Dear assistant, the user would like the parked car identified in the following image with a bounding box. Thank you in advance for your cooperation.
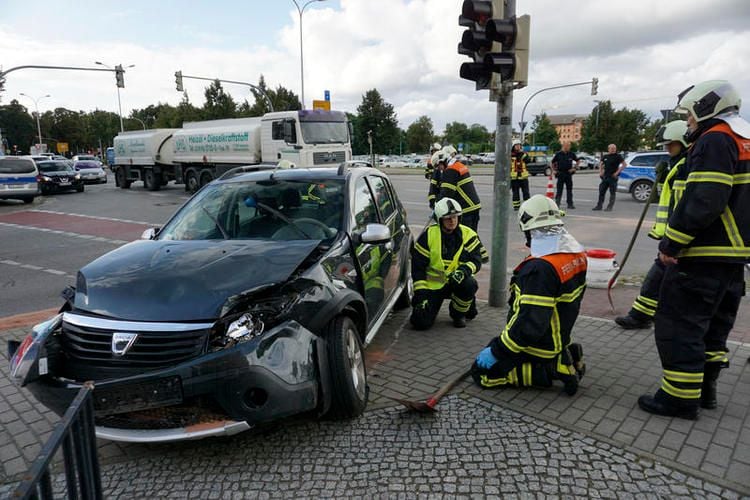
[617,151,671,202]
[36,160,84,194]
[0,156,39,204]
[10,162,413,442]
[74,160,107,184]
[72,154,101,164]
[575,153,599,170]
[526,155,553,176]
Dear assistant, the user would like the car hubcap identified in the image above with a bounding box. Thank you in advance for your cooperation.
[346,328,366,400]
[634,184,651,201]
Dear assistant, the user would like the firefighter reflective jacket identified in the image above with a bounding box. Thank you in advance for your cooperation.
[510,152,530,180]
[437,161,481,214]
[412,224,483,291]
[660,120,750,263]
[427,168,442,207]
[489,252,587,360]
[648,153,686,240]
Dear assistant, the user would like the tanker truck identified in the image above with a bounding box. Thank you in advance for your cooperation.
[112,109,352,192]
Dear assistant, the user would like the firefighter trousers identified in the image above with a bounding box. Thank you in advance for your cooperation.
[653,261,745,407]
[628,257,665,321]
[410,276,478,330]
[471,346,579,392]
[510,179,530,210]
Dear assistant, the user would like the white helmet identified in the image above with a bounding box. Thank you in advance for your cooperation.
[441,145,457,157]
[655,120,689,148]
[434,197,462,221]
[431,150,447,166]
[518,195,564,231]
[675,80,741,123]
[431,142,442,152]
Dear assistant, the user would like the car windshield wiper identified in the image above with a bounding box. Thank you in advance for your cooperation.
[201,206,229,239]
[255,202,313,239]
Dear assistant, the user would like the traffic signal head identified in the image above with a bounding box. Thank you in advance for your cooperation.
[175,71,184,92]
[591,77,599,96]
[115,64,124,88]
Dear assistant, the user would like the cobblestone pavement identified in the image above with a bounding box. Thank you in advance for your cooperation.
[1,303,750,496]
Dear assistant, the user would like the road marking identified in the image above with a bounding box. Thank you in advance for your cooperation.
[0,259,74,279]
[0,221,128,245]
[29,209,153,226]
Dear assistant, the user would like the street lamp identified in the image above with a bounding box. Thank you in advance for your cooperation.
[19,93,51,149]
[130,117,146,130]
[95,61,135,132]
[292,0,327,109]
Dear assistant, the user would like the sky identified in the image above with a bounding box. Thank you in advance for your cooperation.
[2,0,750,134]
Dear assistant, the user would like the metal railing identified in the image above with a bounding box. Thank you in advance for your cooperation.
[12,382,102,500]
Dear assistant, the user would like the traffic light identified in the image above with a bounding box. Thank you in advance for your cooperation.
[591,77,599,96]
[115,64,124,88]
[175,71,184,92]
[458,1,530,91]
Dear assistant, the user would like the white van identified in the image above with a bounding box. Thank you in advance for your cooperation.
[0,156,39,204]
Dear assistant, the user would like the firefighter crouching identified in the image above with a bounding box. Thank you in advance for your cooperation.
[472,195,587,395]
[410,198,484,329]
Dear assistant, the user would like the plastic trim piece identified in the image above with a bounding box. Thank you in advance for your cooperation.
[62,312,214,332]
[95,420,251,443]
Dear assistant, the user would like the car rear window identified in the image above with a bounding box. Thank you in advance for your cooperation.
[0,159,36,174]
[628,154,668,167]
[75,161,100,168]
[38,162,74,173]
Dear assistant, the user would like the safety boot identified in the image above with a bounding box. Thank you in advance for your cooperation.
[701,363,724,410]
[452,316,466,328]
[615,313,652,330]
[638,391,698,420]
[466,300,478,321]
[568,343,585,380]
[592,205,602,211]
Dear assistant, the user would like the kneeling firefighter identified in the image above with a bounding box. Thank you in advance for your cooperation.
[472,195,588,395]
[410,198,485,329]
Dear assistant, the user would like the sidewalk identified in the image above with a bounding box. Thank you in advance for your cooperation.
[1,299,749,495]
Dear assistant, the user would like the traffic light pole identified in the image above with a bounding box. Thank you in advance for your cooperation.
[178,74,275,113]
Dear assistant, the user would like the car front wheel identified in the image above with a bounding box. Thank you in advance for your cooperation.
[325,316,368,419]
[631,180,653,202]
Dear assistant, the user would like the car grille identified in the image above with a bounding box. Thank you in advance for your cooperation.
[60,313,212,372]
[313,151,346,165]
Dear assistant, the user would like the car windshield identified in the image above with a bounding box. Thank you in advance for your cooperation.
[76,161,100,168]
[38,162,74,173]
[159,178,345,241]
[0,159,35,174]
[76,155,96,161]
[299,121,349,144]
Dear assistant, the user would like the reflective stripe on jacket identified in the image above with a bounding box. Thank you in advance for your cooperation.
[648,156,686,240]
[437,161,482,214]
[412,224,483,291]
[510,153,530,180]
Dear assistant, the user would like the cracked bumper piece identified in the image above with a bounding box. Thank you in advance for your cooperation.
[96,420,252,443]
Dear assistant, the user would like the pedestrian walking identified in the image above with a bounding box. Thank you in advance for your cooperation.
[472,195,587,395]
[551,141,579,209]
[592,144,626,211]
[437,145,482,232]
[615,120,689,329]
[410,198,484,329]
[510,142,531,210]
[638,80,750,419]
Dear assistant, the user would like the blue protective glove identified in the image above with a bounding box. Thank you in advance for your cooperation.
[476,347,498,369]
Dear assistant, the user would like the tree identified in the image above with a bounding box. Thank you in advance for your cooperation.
[641,118,666,150]
[202,80,237,120]
[443,121,470,147]
[0,100,35,152]
[580,100,615,153]
[405,116,434,153]
[352,89,399,155]
[529,113,558,148]
[241,75,301,117]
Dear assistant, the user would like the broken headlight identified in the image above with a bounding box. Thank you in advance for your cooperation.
[226,313,265,342]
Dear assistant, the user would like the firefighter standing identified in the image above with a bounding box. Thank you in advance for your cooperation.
[424,142,443,180]
[639,80,750,419]
[615,120,690,329]
[410,198,484,329]
[473,195,587,394]
[437,145,482,231]
[427,149,446,209]
[510,142,531,211]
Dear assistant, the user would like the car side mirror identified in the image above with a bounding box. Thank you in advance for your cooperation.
[360,223,391,245]
[140,227,159,240]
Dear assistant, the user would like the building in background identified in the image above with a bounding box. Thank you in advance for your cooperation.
[548,114,587,143]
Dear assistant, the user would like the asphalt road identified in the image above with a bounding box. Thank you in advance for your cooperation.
[0,169,657,318]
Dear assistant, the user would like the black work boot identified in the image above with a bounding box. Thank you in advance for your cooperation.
[638,391,698,420]
[592,205,602,211]
[701,363,724,409]
[615,313,652,330]
[466,300,478,321]
[604,204,614,212]
[452,316,466,328]
[568,343,585,379]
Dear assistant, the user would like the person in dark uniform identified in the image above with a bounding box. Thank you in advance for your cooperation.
[437,145,482,231]
[472,195,587,394]
[551,141,579,209]
[410,198,484,329]
[424,142,442,180]
[615,120,689,329]
[638,80,750,419]
[427,149,446,209]
[592,144,626,211]
[510,142,531,211]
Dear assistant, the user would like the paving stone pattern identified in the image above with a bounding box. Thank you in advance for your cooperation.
[0,396,741,499]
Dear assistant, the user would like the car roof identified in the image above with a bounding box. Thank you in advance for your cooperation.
[217,164,382,185]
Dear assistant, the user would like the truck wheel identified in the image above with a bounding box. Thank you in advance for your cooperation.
[324,316,368,419]
[185,170,199,193]
[144,170,161,191]
[199,170,213,188]
[631,180,652,203]
[116,169,131,189]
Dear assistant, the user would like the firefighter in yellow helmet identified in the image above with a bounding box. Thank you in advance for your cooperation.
[410,198,485,329]
[639,80,750,419]
[615,120,689,330]
[472,195,587,395]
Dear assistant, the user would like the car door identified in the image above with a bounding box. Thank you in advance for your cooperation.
[367,175,403,300]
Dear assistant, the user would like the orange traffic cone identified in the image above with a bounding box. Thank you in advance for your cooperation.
[545,174,555,199]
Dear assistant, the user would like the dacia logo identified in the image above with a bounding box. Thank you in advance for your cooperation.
[111,332,138,356]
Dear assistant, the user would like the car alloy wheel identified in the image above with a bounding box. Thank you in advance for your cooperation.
[346,327,366,401]
[631,180,652,203]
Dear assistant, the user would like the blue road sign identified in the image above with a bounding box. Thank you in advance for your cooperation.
[324,90,330,101]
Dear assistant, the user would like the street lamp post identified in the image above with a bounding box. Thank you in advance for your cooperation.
[95,61,135,132]
[19,92,51,149]
[130,117,146,130]
[292,0,327,109]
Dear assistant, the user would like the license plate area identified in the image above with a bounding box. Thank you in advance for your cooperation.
[93,376,183,416]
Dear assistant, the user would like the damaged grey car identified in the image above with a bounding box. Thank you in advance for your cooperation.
[9,163,412,442]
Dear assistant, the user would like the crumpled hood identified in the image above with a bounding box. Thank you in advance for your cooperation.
[75,239,321,321]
